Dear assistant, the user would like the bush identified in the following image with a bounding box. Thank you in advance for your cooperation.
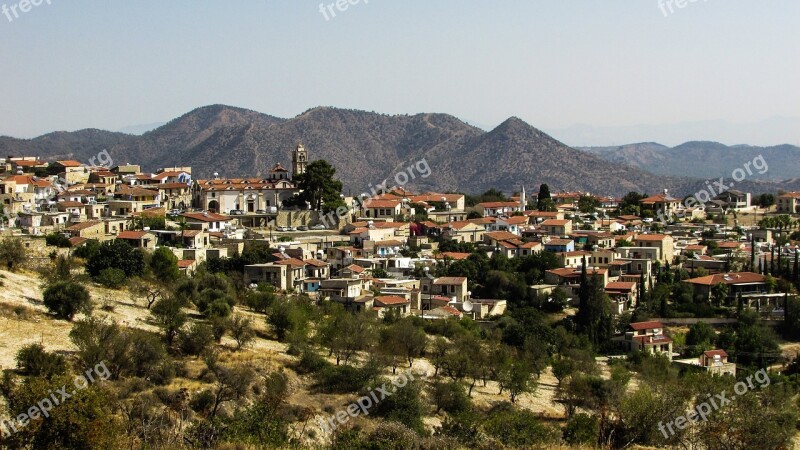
[296,348,330,375]
[373,379,426,435]
[180,323,215,356]
[484,403,557,447]
[563,413,599,446]
[43,281,92,321]
[314,362,382,394]
[86,239,145,278]
[0,238,26,271]
[190,389,216,416]
[16,344,67,379]
[97,267,127,289]
[45,232,72,248]
[430,380,471,414]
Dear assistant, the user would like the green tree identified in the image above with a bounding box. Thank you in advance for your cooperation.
[15,344,67,379]
[291,159,345,213]
[0,237,26,271]
[151,296,188,344]
[43,281,92,321]
[149,246,180,283]
[86,239,145,278]
[537,183,552,211]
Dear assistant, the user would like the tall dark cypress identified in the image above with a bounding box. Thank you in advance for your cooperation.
[794,251,799,285]
[770,246,775,275]
[750,236,756,271]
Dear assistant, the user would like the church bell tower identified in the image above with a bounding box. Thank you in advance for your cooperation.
[292,143,308,179]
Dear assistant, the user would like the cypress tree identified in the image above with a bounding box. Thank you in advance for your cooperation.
[793,251,799,285]
[750,236,756,271]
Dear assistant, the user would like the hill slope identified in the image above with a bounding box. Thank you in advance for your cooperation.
[3,106,798,196]
[579,141,800,181]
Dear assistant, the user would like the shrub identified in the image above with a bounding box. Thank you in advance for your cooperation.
[180,323,215,356]
[373,379,425,435]
[0,238,26,271]
[45,232,72,248]
[430,380,471,414]
[563,413,599,446]
[190,389,216,416]
[43,281,92,321]
[96,267,127,289]
[86,239,145,278]
[16,344,67,379]
[484,403,557,446]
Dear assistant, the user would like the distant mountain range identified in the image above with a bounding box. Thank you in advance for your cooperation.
[1,105,798,197]
[548,117,800,148]
[579,142,800,181]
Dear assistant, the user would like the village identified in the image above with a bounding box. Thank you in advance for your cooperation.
[2,145,799,375]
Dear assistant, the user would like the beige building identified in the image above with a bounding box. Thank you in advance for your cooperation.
[633,234,675,263]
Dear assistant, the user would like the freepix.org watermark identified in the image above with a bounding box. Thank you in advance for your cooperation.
[656,154,767,225]
[0,361,111,437]
[658,368,771,438]
[658,0,709,17]
[318,0,368,21]
[53,149,114,194]
[2,0,52,23]
[317,367,429,434]
[318,157,431,229]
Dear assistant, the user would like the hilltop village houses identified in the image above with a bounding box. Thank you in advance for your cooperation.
[1,146,797,360]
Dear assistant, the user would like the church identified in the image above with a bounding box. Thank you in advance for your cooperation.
[192,144,307,214]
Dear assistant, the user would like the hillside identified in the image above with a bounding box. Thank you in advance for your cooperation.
[3,105,799,196]
[579,141,800,181]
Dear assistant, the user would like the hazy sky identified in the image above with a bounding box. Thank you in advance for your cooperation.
[1,1,798,146]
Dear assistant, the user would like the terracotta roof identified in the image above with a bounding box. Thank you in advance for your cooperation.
[343,264,365,273]
[635,234,670,242]
[275,258,306,268]
[545,239,574,246]
[117,231,150,239]
[116,186,159,197]
[68,237,88,246]
[438,305,463,317]
[684,272,766,286]
[433,277,467,285]
[502,216,529,225]
[55,160,82,167]
[485,231,519,241]
[363,199,401,208]
[58,201,85,208]
[181,230,201,237]
[478,201,520,208]
[605,282,636,291]
[374,295,410,306]
[704,349,728,358]
[436,252,471,260]
[541,219,571,226]
[303,259,328,267]
[640,194,679,204]
[630,321,664,331]
[177,260,196,269]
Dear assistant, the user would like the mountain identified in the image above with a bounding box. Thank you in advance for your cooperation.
[548,116,800,148]
[578,141,800,181]
[2,105,798,196]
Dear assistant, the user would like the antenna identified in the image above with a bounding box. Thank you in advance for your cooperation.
[462,299,473,312]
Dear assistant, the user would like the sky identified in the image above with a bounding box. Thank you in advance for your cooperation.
[1,0,798,146]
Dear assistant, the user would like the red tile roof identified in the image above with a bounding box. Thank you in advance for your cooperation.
[629,321,664,331]
[684,272,765,286]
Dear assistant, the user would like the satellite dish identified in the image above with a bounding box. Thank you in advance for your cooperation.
[462,299,473,312]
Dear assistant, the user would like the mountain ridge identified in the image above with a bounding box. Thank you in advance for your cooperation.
[3,105,799,196]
